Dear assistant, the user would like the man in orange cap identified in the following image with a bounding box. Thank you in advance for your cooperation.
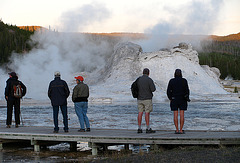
[72,76,90,132]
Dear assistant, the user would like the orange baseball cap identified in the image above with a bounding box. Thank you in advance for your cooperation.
[75,76,84,81]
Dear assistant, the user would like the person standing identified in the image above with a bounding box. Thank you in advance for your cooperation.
[136,68,156,133]
[48,71,70,133]
[5,72,26,128]
[167,69,190,134]
[72,76,90,132]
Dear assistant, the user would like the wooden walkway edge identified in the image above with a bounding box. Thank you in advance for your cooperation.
[0,126,240,155]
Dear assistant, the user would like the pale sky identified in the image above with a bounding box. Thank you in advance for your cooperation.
[1,0,239,36]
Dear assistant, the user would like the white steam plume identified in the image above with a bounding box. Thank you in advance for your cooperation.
[0,2,113,100]
[135,0,224,52]
[0,31,116,100]
[58,3,111,32]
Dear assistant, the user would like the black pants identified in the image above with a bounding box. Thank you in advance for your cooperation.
[6,98,21,125]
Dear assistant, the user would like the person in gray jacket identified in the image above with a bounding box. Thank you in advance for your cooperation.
[72,76,90,132]
[137,68,156,133]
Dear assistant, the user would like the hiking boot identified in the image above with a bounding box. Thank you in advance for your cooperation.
[86,128,90,132]
[64,130,69,133]
[78,129,85,132]
[137,129,143,133]
[6,125,11,128]
[146,128,156,133]
[53,130,59,133]
[15,124,19,128]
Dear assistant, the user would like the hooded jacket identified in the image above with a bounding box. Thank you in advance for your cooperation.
[167,76,190,100]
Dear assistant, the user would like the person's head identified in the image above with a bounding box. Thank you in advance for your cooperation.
[174,69,182,78]
[143,68,150,76]
[74,76,84,83]
[8,72,17,78]
[54,71,61,77]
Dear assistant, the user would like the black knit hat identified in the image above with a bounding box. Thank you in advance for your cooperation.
[8,72,17,77]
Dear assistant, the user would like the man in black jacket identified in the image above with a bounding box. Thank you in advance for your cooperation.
[5,72,26,128]
[167,69,190,134]
[48,71,70,133]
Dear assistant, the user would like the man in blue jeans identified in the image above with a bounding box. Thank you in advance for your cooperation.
[72,76,90,132]
[48,71,70,133]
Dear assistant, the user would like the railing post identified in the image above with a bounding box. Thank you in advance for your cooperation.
[31,139,40,152]
[92,143,98,156]
[70,142,77,151]
[0,142,3,150]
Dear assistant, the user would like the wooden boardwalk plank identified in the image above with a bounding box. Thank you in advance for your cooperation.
[0,126,239,154]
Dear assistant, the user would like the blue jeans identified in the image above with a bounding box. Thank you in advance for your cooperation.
[74,102,90,129]
[53,105,68,131]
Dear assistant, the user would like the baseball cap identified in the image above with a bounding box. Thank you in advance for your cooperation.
[54,71,61,77]
[75,76,84,81]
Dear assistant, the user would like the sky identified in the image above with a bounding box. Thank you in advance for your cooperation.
[0,0,240,36]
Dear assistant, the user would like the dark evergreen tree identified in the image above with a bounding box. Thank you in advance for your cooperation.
[0,20,34,65]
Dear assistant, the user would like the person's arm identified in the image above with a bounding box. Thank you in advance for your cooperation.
[48,82,52,99]
[185,79,190,96]
[64,81,70,98]
[86,85,89,98]
[150,79,156,92]
[167,80,173,100]
[20,81,27,97]
[72,86,77,102]
[5,80,10,101]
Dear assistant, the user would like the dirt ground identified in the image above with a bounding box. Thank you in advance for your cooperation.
[2,144,240,162]
[90,146,240,163]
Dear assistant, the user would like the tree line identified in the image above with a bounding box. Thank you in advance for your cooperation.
[0,20,33,65]
[199,39,240,80]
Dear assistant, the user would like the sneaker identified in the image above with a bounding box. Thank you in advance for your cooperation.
[86,128,90,132]
[64,130,69,133]
[78,129,85,132]
[146,128,156,133]
[53,130,59,133]
[6,125,11,128]
[137,129,143,133]
[15,124,19,128]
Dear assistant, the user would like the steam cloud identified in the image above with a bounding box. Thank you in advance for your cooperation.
[58,3,111,32]
[136,0,224,52]
[0,31,115,100]
[0,0,224,100]
[0,2,114,100]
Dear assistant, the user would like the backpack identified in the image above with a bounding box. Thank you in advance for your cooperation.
[131,78,139,98]
[12,81,23,98]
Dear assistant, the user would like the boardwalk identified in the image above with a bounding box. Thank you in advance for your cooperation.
[0,126,240,155]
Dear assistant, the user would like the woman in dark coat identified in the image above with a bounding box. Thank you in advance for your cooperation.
[167,69,190,134]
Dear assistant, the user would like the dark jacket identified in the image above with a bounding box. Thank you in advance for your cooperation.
[137,74,156,100]
[72,82,89,102]
[167,77,190,100]
[48,77,70,106]
[5,76,27,100]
